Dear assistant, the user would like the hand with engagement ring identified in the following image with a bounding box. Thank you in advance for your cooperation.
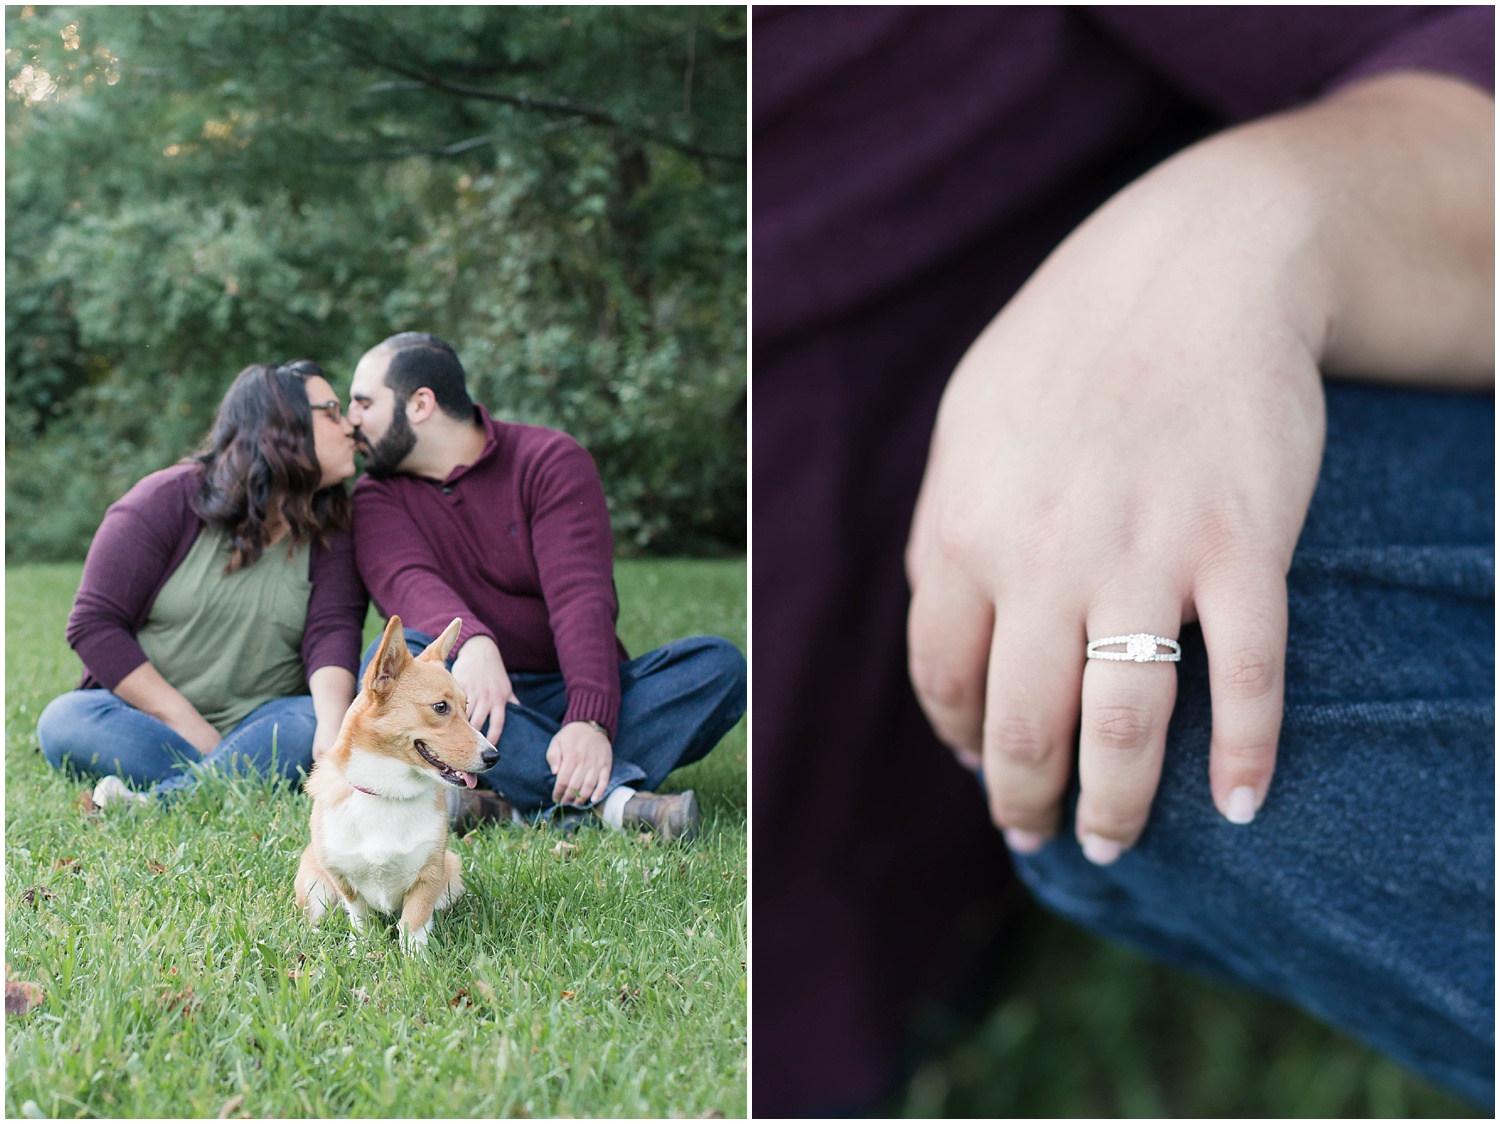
[906,73,1492,867]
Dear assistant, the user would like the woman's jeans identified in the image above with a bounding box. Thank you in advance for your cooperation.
[36,692,316,798]
[359,634,747,817]
[1008,383,1494,1107]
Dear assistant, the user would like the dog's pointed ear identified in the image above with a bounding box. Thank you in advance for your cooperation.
[365,615,411,697]
[418,618,463,664]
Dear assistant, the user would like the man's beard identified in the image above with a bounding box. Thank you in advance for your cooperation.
[358,408,418,479]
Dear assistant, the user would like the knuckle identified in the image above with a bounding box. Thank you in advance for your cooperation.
[1213,738,1274,774]
[1079,802,1146,841]
[984,714,1054,768]
[1216,647,1278,699]
[987,793,1051,832]
[1086,702,1156,751]
[908,654,980,713]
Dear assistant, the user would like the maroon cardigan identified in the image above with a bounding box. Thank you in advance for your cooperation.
[351,406,628,738]
[66,463,367,691]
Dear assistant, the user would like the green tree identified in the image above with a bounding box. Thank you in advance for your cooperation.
[6,5,746,559]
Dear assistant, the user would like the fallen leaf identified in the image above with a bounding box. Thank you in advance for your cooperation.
[5,981,44,1016]
[560,990,576,1001]
[551,840,578,859]
[216,1094,245,1119]
[286,969,305,980]
[51,856,79,873]
[617,985,641,1007]
[75,790,98,815]
[20,887,56,907]
[449,987,470,1008]
[157,986,199,1017]
[350,987,372,1004]
[146,860,167,875]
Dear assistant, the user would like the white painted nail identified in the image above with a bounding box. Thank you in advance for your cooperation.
[1004,828,1045,854]
[1226,786,1258,825]
[1081,833,1122,866]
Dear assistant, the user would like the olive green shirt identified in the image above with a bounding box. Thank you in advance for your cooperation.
[137,528,312,733]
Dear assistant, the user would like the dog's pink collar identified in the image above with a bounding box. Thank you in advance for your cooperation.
[348,783,381,797]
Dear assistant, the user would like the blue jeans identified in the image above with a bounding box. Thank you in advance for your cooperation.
[1007,383,1493,1107]
[36,691,316,798]
[358,634,747,816]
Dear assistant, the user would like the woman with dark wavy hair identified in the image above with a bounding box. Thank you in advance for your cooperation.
[37,360,367,806]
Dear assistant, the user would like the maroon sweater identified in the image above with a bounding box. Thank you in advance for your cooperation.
[66,463,367,691]
[351,407,628,737]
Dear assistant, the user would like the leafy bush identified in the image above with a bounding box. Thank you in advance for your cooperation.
[6,6,745,561]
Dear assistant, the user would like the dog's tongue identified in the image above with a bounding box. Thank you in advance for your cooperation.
[464,772,478,789]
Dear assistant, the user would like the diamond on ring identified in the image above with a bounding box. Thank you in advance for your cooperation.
[1086,633,1181,663]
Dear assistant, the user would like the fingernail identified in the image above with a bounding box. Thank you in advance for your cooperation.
[1004,828,1045,854]
[1081,833,1122,866]
[1226,786,1258,825]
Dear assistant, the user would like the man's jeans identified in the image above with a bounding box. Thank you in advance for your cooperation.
[1008,383,1493,1107]
[358,633,747,816]
[37,692,315,798]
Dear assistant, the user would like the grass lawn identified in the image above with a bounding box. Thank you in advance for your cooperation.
[5,559,746,1119]
[892,877,1485,1117]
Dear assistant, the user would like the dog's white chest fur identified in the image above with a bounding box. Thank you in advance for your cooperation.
[321,790,444,914]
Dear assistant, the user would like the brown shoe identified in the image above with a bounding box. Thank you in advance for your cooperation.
[449,787,517,833]
[622,789,700,843]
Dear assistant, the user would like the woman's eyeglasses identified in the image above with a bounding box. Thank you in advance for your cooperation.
[309,399,344,422]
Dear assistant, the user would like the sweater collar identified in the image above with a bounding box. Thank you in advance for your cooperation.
[440,404,502,488]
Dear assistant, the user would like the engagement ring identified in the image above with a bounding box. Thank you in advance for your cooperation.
[1086,633,1181,663]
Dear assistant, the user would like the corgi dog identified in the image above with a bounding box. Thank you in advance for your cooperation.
[295,614,498,954]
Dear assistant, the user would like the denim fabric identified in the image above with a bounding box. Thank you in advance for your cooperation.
[36,691,316,798]
[1009,383,1494,1107]
[358,633,747,816]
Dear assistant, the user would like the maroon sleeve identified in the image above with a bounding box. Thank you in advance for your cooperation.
[1088,6,1494,122]
[303,526,368,679]
[65,466,198,689]
[351,477,495,652]
[525,437,623,738]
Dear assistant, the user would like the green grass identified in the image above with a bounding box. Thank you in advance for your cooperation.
[892,887,1484,1118]
[5,559,746,1119]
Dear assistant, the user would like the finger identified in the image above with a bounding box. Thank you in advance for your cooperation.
[554,755,582,804]
[1195,565,1286,825]
[469,696,492,737]
[578,768,600,807]
[487,703,507,743]
[589,765,610,805]
[1076,602,1182,864]
[908,554,995,757]
[980,596,1083,849]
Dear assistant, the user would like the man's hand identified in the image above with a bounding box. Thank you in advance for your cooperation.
[547,721,612,806]
[449,634,515,740]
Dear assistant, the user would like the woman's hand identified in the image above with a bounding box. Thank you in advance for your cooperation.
[113,661,223,754]
[308,665,356,761]
[906,72,1493,862]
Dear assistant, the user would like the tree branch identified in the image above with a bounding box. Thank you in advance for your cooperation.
[324,24,743,164]
[332,134,498,164]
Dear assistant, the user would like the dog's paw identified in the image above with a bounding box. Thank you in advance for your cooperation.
[398,920,431,956]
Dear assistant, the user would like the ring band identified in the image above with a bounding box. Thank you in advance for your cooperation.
[1086,633,1181,663]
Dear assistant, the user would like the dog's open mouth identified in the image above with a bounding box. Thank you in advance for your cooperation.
[414,739,478,789]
